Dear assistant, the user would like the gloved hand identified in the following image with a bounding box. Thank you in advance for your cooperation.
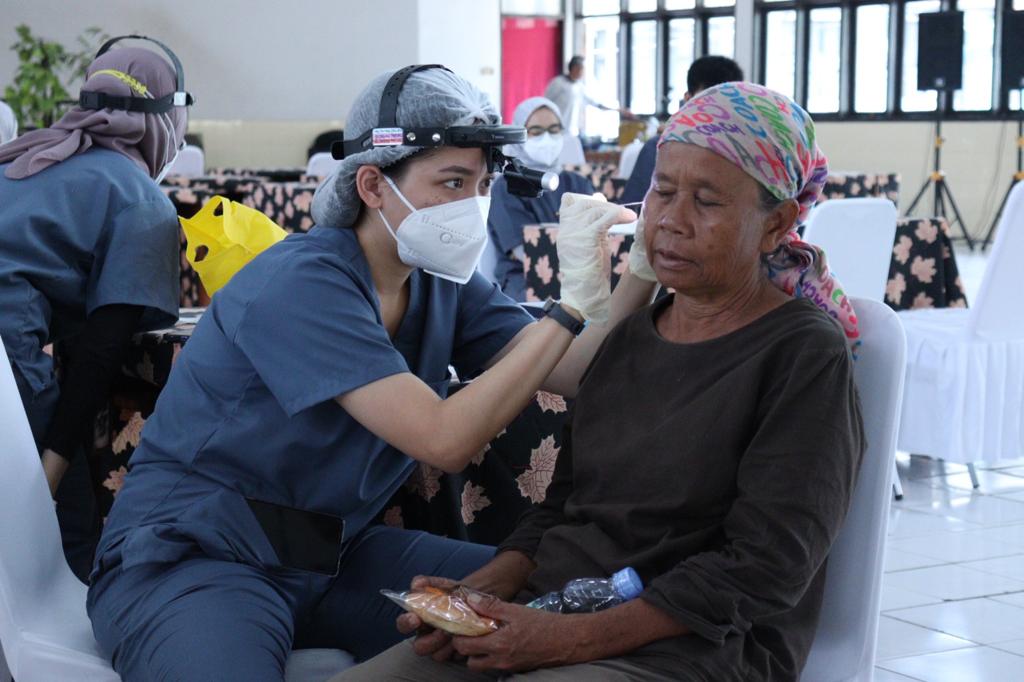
[628,210,658,282]
[556,193,637,324]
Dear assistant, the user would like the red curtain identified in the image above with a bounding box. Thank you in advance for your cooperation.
[501,17,562,124]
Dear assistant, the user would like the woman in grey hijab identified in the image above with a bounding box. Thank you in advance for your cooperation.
[0,43,187,581]
[87,65,658,681]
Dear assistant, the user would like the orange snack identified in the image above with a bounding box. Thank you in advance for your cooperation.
[381,586,499,637]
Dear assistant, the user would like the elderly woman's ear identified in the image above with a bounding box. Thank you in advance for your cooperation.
[759,198,800,255]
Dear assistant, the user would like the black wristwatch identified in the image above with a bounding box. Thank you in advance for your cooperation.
[542,297,586,336]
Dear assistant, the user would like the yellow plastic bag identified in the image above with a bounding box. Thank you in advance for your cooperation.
[179,196,287,296]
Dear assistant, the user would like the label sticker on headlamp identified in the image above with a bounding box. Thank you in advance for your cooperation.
[372,128,405,147]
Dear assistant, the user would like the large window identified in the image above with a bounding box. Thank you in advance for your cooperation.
[854,4,890,113]
[577,0,738,129]
[755,0,1020,119]
[764,10,797,99]
[581,15,622,139]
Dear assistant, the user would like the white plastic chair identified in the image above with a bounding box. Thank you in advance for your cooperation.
[615,139,644,180]
[0,334,354,681]
[166,144,204,178]
[306,152,342,179]
[558,134,586,167]
[802,198,898,302]
[801,298,906,682]
[896,182,1024,484]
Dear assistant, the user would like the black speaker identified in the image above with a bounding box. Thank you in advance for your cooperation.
[1002,11,1024,93]
[917,11,964,91]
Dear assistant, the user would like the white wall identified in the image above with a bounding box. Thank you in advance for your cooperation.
[417,0,501,114]
[817,120,1018,240]
[0,0,421,121]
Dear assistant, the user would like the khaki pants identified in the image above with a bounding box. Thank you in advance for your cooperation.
[330,640,692,682]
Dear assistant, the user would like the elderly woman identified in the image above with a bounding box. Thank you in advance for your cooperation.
[335,82,864,682]
[487,97,595,300]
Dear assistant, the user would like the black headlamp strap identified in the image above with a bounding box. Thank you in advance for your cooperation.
[377,64,450,128]
[81,34,194,112]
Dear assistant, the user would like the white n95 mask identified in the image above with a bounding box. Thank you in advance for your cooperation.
[378,175,490,284]
[522,133,564,169]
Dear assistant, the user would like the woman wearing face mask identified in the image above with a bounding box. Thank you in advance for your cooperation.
[487,97,596,300]
[0,41,187,581]
[87,67,655,681]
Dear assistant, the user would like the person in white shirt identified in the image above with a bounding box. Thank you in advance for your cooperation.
[0,101,17,144]
[543,56,630,138]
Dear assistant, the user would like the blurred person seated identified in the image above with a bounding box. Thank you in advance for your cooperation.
[487,97,596,300]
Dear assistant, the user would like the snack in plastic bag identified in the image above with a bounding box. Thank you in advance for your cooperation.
[381,585,499,637]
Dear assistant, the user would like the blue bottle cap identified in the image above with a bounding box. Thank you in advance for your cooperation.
[612,567,643,601]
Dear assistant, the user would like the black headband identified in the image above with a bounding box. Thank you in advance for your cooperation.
[335,64,526,160]
[79,34,195,114]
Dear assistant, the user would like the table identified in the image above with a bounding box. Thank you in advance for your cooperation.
[820,173,901,205]
[92,310,563,544]
[521,224,634,302]
[886,217,968,310]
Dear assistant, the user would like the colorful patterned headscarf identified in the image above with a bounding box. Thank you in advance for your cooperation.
[658,81,859,349]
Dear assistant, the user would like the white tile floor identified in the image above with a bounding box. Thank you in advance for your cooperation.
[869,246,1024,681]
[875,455,1024,681]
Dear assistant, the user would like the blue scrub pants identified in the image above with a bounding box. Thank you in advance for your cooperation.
[88,524,495,682]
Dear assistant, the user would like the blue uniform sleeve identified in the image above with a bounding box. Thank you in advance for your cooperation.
[451,271,534,380]
[233,258,410,417]
[88,199,180,330]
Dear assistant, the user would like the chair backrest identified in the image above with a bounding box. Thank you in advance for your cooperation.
[615,139,643,180]
[968,181,1024,339]
[558,134,586,167]
[0,336,111,678]
[801,298,906,682]
[802,198,898,302]
[305,152,341,179]
[167,144,204,178]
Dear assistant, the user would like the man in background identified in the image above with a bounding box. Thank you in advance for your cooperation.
[619,55,743,205]
[544,56,631,140]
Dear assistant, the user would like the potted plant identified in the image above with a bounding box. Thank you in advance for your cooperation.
[3,24,106,130]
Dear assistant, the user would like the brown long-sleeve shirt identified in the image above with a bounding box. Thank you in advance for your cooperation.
[500,297,865,681]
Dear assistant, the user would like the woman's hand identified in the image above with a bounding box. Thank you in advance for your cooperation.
[41,448,69,497]
[556,193,637,324]
[452,592,584,673]
[396,576,461,662]
[628,212,658,283]
[399,551,536,662]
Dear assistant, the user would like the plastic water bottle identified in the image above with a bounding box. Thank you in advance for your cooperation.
[526,567,644,614]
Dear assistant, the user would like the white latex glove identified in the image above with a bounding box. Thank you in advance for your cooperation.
[628,210,658,282]
[556,193,637,323]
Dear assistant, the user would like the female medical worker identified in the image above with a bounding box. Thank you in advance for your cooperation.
[87,66,656,681]
[0,39,188,581]
[487,96,595,300]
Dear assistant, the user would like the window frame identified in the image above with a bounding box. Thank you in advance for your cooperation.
[754,0,1020,121]
[576,0,738,118]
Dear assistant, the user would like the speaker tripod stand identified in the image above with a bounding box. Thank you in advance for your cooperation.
[906,98,975,251]
[981,90,1024,250]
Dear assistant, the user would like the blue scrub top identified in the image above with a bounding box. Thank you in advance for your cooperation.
[0,148,180,412]
[487,170,595,301]
[97,226,533,574]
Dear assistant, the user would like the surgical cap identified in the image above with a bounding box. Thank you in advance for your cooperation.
[311,67,500,228]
